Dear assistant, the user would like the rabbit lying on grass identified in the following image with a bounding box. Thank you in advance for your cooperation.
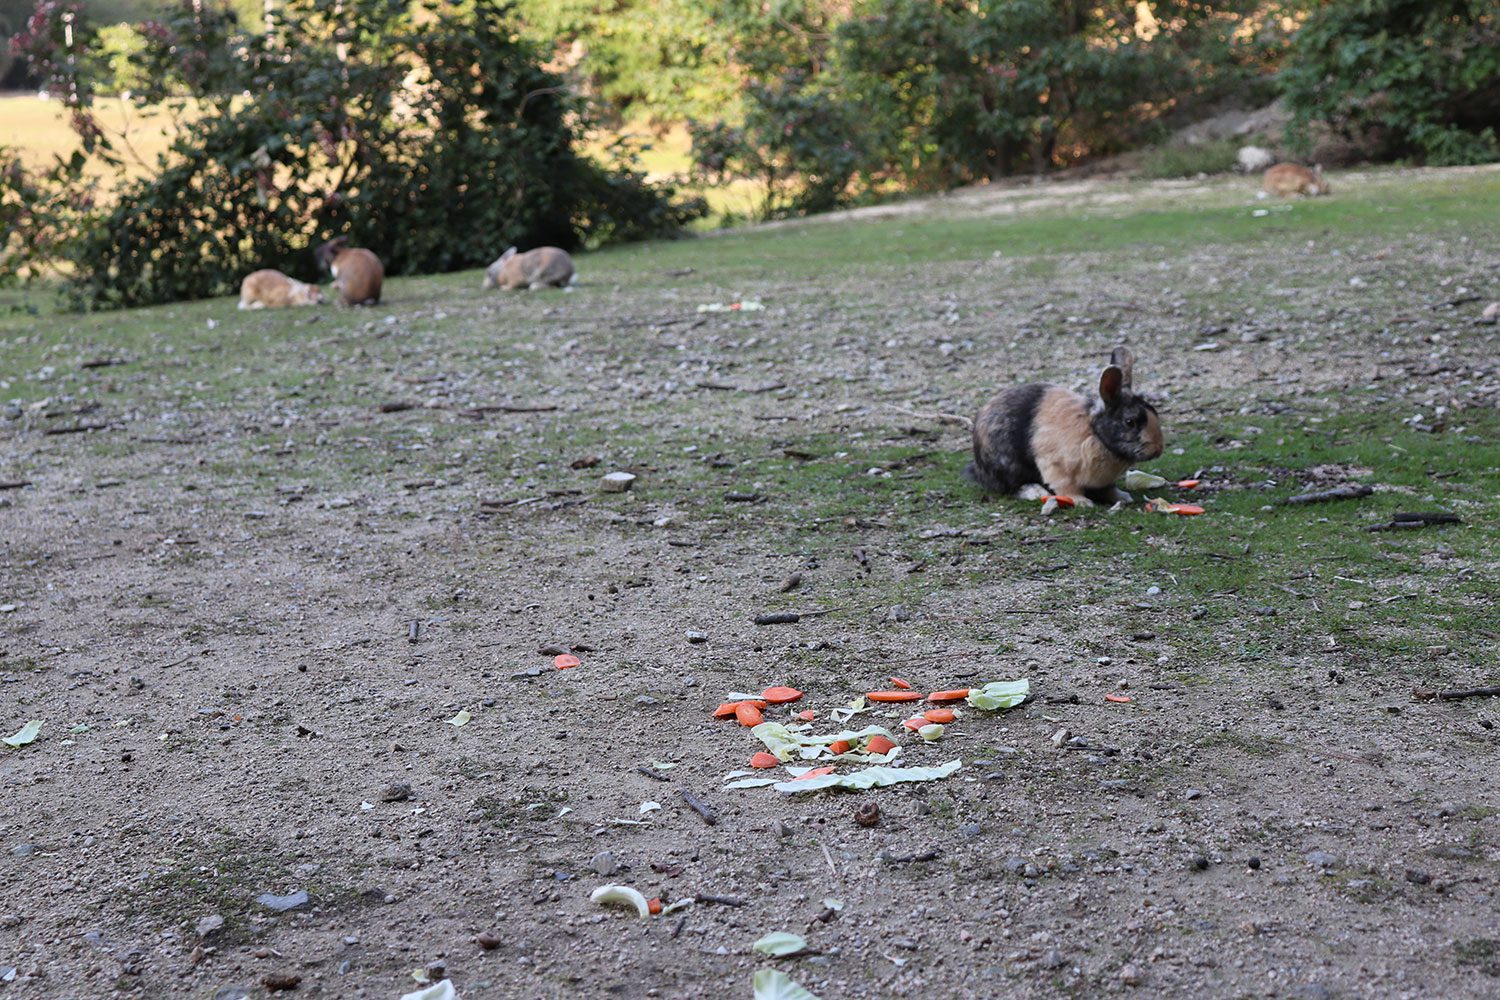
[483,247,575,290]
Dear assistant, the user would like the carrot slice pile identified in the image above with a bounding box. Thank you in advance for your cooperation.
[762,686,804,704]
[923,708,956,724]
[735,702,764,727]
[714,699,766,719]
[554,654,581,669]
[867,690,922,702]
[750,751,779,769]
[890,676,912,690]
[865,735,896,755]
[927,688,970,702]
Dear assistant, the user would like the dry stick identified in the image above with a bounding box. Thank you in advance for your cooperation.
[636,765,670,783]
[679,788,718,826]
[43,422,111,435]
[1414,686,1500,702]
[752,608,841,626]
[1282,484,1374,505]
[820,842,839,878]
[696,894,747,907]
[0,481,32,491]
[463,403,559,414]
[883,403,974,430]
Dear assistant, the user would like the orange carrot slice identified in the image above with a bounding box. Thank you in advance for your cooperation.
[865,735,896,755]
[890,676,912,690]
[923,708,956,724]
[792,766,835,781]
[867,690,922,702]
[714,702,741,718]
[828,740,851,755]
[762,686,804,704]
[750,751,779,769]
[1170,503,1205,516]
[1105,693,1133,704]
[927,688,971,702]
[1042,495,1076,508]
[735,702,763,727]
[647,897,663,915]
[903,716,926,732]
[794,710,816,722]
[1177,479,1201,489]
[554,654,581,670]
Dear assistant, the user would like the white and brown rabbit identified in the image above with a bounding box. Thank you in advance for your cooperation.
[966,347,1164,506]
[315,236,385,306]
[483,246,575,290]
[1263,163,1329,197]
[238,269,323,309]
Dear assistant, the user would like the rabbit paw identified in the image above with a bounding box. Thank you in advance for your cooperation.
[1018,483,1050,501]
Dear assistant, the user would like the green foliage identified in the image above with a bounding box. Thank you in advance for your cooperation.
[689,0,1278,216]
[1138,139,1242,180]
[1279,0,1500,165]
[0,0,701,308]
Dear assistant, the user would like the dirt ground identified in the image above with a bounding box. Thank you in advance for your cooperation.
[2,167,1499,1000]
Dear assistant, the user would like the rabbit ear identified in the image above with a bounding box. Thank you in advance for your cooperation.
[1109,346,1135,387]
[500,247,518,262]
[1099,365,1125,407]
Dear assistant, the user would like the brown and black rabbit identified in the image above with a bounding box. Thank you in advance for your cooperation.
[965,347,1163,506]
[314,236,385,306]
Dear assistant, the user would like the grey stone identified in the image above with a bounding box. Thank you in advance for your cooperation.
[1003,856,1027,874]
[1184,788,1204,800]
[195,914,226,938]
[959,822,983,837]
[213,987,253,1000]
[590,851,618,876]
[1430,845,1476,860]
[634,695,659,706]
[1304,851,1339,868]
[1039,949,1067,969]
[255,889,310,913]
[380,783,412,803]
[1294,985,1333,1000]
[9,844,38,858]
[685,631,708,644]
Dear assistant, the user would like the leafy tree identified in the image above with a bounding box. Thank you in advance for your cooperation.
[1279,0,1500,165]
[1,0,702,308]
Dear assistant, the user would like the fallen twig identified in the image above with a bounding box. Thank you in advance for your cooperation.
[752,608,839,626]
[636,765,670,783]
[378,401,416,413]
[0,480,32,490]
[679,788,718,826]
[1413,686,1500,702]
[462,403,559,414]
[1282,484,1373,505]
[695,894,747,907]
[879,848,940,864]
[1367,512,1461,532]
[43,422,111,435]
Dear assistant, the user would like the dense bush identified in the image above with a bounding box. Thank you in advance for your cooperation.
[689,0,1282,217]
[1279,0,1500,166]
[1,0,702,308]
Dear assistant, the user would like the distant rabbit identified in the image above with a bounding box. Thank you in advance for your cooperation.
[483,246,575,290]
[1263,163,1329,197]
[238,269,323,309]
[966,347,1164,507]
[1236,145,1275,173]
[314,236,385,306]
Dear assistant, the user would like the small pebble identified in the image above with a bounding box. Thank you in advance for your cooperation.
[1247,857,1262,870]
[1039,949,1067,969]
[685,631,708,644]
[262,973,301,993]
[1120,962,1143,986]
[380,783,412,803]
[1304,851,1339,869]
[590,851,618,876]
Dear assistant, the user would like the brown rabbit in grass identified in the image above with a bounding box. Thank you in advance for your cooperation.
[238,269,323,309]
[483,246,575,290]
[1263,163,1329,197]
[315,236,385,305]
[966,347,1164,507]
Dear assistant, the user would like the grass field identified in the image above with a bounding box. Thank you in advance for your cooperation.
[2,164,1498,998]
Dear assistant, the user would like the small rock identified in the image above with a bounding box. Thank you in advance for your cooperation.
[1429,845,1476,860]
[477,931,503,951]
[195,914,225,938]
[1120,962,1143,986]
[886,605,912,622]
[1003,856,1027,875]
[570,455,600,469]
[9,844,38,858]
[773,820,793,838]
[685,631,708,644]
[1435,801,1467,818]
[1189,855,1209,871]
[634,695,659,706]
[337,960,352,975]
[1251,605,1278,616]
[255,890,310,913]
[1481,301,1500,324]
[1184,788,1204,801]
[854,802,880,828]
[213,987,253,1000]
[1294,985,1333,1000]
[262,973,301,993]
[1039,949,1067,970]
[959,822,983,837]
[1247,857,1262,870]
[599,472,636,493]
[380,782,413,803]
[590,851,618,876]
[778,573,802,593]
[1304,851,1339,869]
[891,937,919,951]
[1404,869,1432,885]
[0,914,19,928]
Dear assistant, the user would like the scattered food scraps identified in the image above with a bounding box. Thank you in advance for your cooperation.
[753,932,810,957]
[399,981,460,1000]
[2,720,44,748]
[867,690,922,703]
[923,708,956,724]
[736,703,765,727]
[1145,498,1205,515]
[1041,495,1075,508]
[647,897,664,915]
[1105,693,1133,704]
[447,709,472,727]
[791,766,836,781]
[1176,479,1201,489]
[762,686,804,704]
[590,884,652,918]
[967,680,1030,710]
[794,710,816,722]
[697,300,766,313]
[554,654,581,670]
[753,969,820,1000]
[1124,469,1169,491]
[750,752,780,769]
[927,688,970,702]
[865,735,896,755]
[917,723,945,741]
[890,676,912,689]
[774,760,963,795]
